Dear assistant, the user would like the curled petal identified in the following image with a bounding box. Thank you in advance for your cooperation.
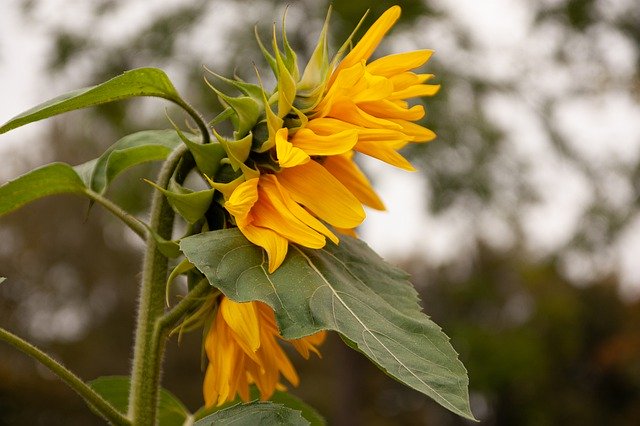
[323,152,385,210]
[278,160,365,228]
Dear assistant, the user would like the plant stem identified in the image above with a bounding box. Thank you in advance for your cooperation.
[0,327,130,426]
[172,98,211,145]
[127,145,187,425]
[85,190,148,241]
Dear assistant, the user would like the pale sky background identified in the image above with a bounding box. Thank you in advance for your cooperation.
[2,0,640,303]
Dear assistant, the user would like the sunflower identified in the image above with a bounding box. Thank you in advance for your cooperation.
[203,297,325,406]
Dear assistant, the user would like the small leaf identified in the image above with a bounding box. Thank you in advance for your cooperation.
[0,277,6,285]
[0,163,87,217]
[1,68,183,134]
[194,401,308,426]
[89,376,190,426]
[145,179,215,224]
[171,125,226,178]
[181,229,475,420]
[213,131,252,172]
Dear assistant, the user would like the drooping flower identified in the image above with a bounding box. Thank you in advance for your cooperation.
[203,296,325,406]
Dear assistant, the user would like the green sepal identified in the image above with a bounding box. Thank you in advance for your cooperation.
[89,376,191,426]
[297,7,332,112]
[148,228,181,259]
[280,9,300,81]
[166,258,196,306]
[213,130,252,172]
[0,162,87,217]
[209,108,235,127]
[170,121,226,178]
[207,82,262,138]
[272,26,297,118]
[205,68,266,103]
[255,26,278,76]
[144,179,215,224]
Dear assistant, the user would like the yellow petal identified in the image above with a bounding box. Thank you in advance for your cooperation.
[366,50,434,77]
[329,100,402,129]
[253,176,327,249]
[265,175,339,245]
[355,139,416,171]
[290,127,358,156]
[389,119,437,142]
[278,160,365,228]
[290,330,326,359]
[275,127,310,168]
[389,83,440,100]
[224,178,259,223]
[359,100,425,121]
[333,6,401,76]
[323,152,386,210]
[239,223,289,273]
[219,298,261,353]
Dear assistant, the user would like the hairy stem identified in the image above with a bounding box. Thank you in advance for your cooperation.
[127,145,187,425]
[0,327,130,426]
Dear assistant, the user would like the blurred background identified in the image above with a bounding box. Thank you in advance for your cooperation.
[1,0,640,424]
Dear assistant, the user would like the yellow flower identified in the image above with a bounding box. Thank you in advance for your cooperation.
[203,297,326,406]
[306,5,439,171]
[217,5,437,272]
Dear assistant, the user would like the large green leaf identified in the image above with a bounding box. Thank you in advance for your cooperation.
[89,376,190,426]
[194,401,308,426]
[75,129,185,193]
[0,163,86,217]
[180,229,474,420]
[0,68,183,134]
[194,388,325,426]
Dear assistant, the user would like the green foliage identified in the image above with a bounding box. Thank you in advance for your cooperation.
[180,229,474,420]
[194,401,309,426]
[0,68,185,134]
[76,130,185,193]
[89,376,190,426]
[0,163,87,217]
[194,388,326,426]
[146,178,215,224]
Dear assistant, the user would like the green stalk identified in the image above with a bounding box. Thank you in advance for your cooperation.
[127,145,187,425]
[85,190,148,241]
[0,327,130,426]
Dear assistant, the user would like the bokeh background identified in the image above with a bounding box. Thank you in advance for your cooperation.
[1,0,640,424]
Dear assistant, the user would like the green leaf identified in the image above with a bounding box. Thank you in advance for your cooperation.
[171,125,226,178]
[180,229,475,420]
[75,129,184,194]
[194,401,308,426]
[0,277,5,285]
[194,388,325,426]
[89,376,190,426]
[0,163,87,217]
[1,68,183,134]
[145,179,215,224]
[270,392,325,426]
